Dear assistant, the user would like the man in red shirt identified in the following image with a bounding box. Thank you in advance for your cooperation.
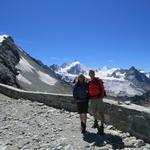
[88,70,106,135]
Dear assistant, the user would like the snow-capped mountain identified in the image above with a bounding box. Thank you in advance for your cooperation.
[50,60,88,83]
[0,35,72,94]
[50,61,150,100]
[61,60,87,74]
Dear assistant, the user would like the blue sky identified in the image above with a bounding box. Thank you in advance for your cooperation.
[0,0,150,71]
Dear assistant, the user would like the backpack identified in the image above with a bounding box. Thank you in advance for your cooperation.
[88,78,106,98]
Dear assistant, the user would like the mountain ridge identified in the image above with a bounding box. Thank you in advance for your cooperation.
[50,60,150,105]
[1,34,150,105]
[0,35,72,94]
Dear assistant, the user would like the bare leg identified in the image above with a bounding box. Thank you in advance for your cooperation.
[99,112,105,125]
[80,114,86,133]
[93,111,97,120]
[82,113,87,125]
[79,114,83,122]
[80,114,86,124]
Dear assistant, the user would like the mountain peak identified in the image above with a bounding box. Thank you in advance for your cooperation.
[126,66,150,84]
[129,66,137,71]
[50,64,60,72]
[61,60,81,69]
[0,34,15,44]
[73,59,80,63]
[71,60,80,65]
[0,34,9,43]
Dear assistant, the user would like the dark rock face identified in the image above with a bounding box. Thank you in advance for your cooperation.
[125,66,150,91]
[50,64,60,72]
[61,63,69,68]
[67,64,86,74]
[126,66,150,83]
[0,37,20,87]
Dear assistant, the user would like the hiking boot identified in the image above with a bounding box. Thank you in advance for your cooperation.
[81,122,86,134]
[92,120,99,128]
[97,124,104,135]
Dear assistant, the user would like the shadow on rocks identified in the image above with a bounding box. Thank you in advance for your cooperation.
[83,132,124,149]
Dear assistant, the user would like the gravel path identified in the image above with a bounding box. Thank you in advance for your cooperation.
[0,93,150,150]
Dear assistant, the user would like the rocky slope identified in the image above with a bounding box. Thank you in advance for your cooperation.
[0,93,150,150]
[0,35,72,94]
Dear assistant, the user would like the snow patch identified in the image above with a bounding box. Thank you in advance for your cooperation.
[115,72,126,79]
[17,74,32,85]
[145,73,150,78]
[38,71,57,85]
[0,35,8,44]
[16,56,36,73]
[95,67,124,81]
[140,70,145,73]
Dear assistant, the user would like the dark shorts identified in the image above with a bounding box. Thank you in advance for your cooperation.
[76,101,88,114]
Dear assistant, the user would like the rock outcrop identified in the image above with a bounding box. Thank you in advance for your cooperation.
[0,36,20,87]
[0,35,72,94]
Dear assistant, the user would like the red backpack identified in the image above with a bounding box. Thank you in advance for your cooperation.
[88,78,106,98]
